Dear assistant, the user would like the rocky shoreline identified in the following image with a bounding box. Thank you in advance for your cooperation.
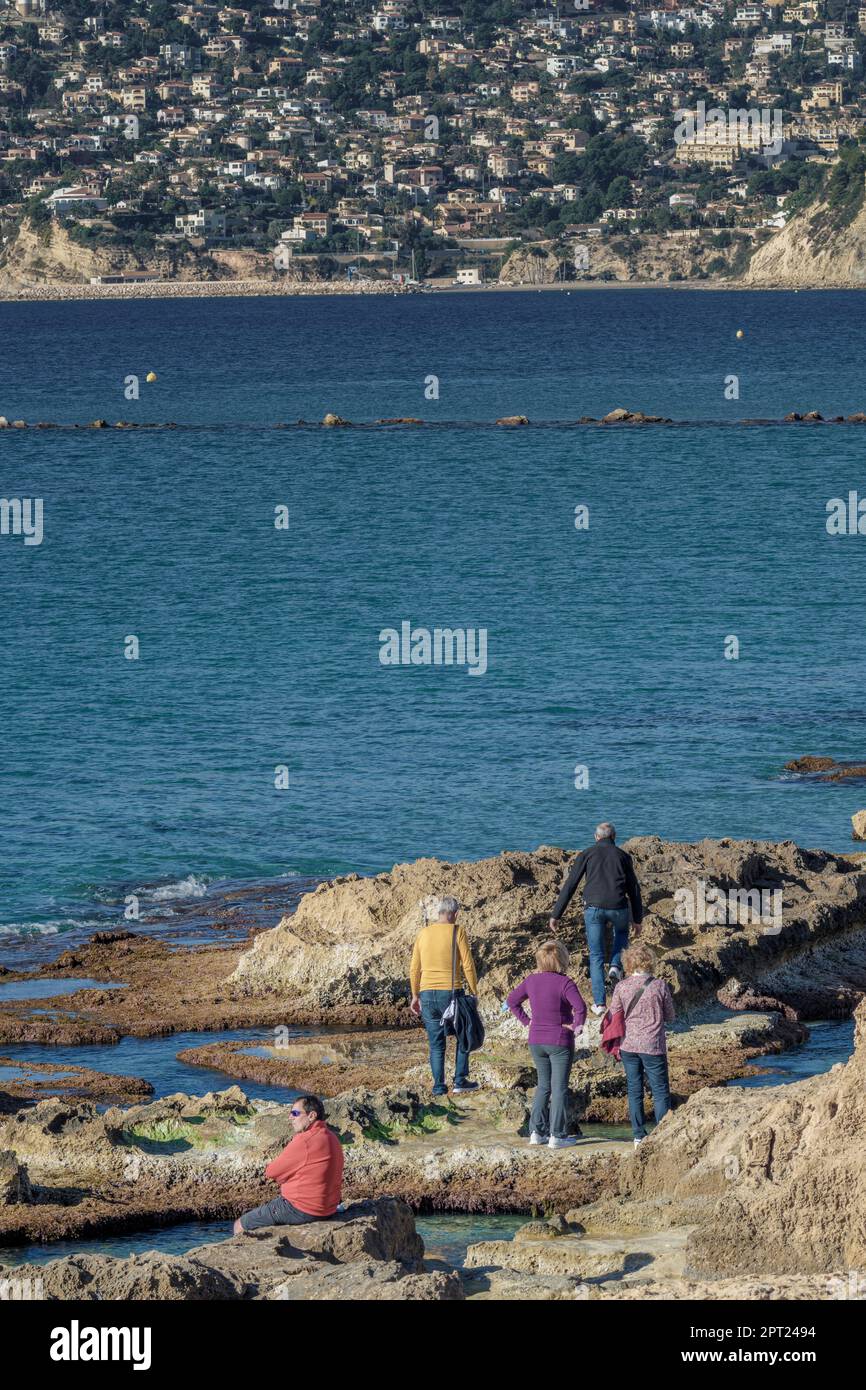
[0,278,416,303]
[8,279,866,305]
[0,835,864,1299]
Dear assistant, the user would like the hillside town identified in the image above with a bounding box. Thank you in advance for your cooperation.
[2,0,866,287]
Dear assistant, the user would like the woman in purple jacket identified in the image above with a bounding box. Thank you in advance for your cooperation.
[507,940,588,1149]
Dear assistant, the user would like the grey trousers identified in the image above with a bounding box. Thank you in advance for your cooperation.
[239,1195,327,1232]
[529,1043,574,1140]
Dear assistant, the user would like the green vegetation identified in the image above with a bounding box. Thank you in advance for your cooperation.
[360,1101,457,1145]
[124,1107,252,1152]
[820,140,866,229]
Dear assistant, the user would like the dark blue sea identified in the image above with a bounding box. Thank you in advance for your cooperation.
[2,288,866,959]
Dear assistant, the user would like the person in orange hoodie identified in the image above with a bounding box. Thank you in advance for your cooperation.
[234,1094,344,1233]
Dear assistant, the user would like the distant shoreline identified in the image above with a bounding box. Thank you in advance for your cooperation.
[0,276,855,302]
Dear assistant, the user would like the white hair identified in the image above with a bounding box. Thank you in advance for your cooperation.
[436,896,460,919]
[595,822,616,840]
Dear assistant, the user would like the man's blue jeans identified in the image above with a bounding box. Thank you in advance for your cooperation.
[584,905,630,1005]
[420,989,469,1093]
[620,1049,671,1140]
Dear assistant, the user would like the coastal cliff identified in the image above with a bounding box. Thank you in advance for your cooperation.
[745,197,866,288]
[0,217,329,293]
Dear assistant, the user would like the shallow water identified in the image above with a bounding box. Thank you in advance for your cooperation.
[0,978,126,1001]
[729,1018,856,1089]
[416,1212,525,1266]
[0,1028,307,1103]
[0,1211,523,1272]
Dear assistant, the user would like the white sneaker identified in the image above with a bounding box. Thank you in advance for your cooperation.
[529,1131,546,1145]
[633,1137,644,1149]
[590,1004,605,1016]
[548,1135,579,1149]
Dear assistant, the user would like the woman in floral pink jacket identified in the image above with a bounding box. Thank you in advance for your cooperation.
[609,942,675,1148]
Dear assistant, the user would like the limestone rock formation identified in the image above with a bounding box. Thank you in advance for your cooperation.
[230,838,866,1019]
[853,811,866,841]
[269,1261,464,1300]
[498,246,560,284]
[0,1149,32,1204]
[37,1198,461,1301]
[465,1230,632,1280]
[745,196,866,288]
[601,998,866,1277]
[39,1251,240,1301]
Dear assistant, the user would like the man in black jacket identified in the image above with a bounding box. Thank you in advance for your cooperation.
[548,822,643,1016]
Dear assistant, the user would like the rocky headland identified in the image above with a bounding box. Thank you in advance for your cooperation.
[0,835,864,1299]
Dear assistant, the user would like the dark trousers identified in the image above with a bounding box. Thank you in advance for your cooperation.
[620,1049,671,1140]
[420,988,469,1091]
[239,1195,328,1232]
[529,1043,574,1140]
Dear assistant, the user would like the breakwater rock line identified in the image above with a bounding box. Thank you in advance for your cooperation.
[6,409,866,431]
[0,280,417,304]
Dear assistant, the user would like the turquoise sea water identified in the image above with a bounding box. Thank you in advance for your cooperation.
[3,289,866,950]
[730,1018,856,1088]
[0,1211,525,1271]
[0,1028,305,1103]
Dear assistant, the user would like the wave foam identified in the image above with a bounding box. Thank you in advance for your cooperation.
[0,920,71,937]
[149,875,209,902]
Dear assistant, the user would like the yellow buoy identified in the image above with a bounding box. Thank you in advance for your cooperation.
[736,330,744,339]
[146,371,158,382]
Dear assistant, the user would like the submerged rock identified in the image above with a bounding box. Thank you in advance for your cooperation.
[600,409,672,425]
[785,755,866,782]
[496,415,530,426]
[785,755,836,772]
